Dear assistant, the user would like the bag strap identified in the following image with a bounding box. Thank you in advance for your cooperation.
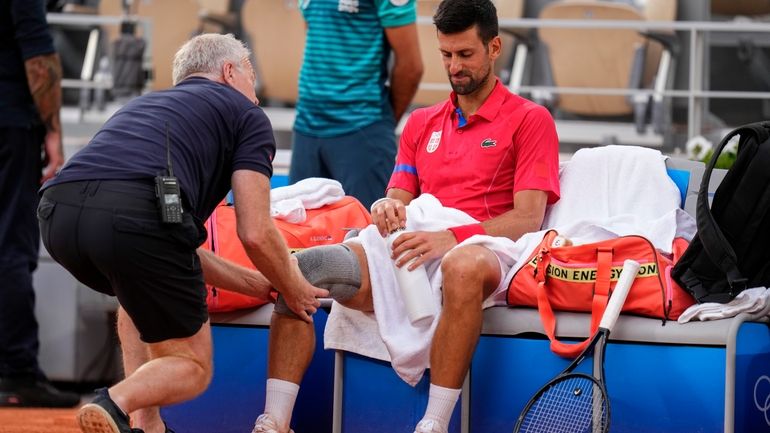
[695,121,770,295]
[535,243,614,358]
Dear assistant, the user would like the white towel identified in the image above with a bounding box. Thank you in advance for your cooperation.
[543,145,695,251]
[677,287,770,323]
[270,198,306,223]
[270,177,345,222]
[324,194,524,385]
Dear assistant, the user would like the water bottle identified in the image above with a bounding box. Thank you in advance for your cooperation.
[386,228,437,325]
[551,235,573,248]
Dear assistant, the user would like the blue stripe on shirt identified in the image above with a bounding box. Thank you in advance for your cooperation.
[393,164,417,176]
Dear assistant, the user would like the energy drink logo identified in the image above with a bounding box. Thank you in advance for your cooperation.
[526,257,658,282]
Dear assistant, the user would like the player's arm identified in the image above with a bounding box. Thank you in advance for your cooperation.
[391,190,548,270]
[26,54,63,183]
[479,189,549,241]
[385,23,423,122]
[231,170,328,322]
[197,247,273,300]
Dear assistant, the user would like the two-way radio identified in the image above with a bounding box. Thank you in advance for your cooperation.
[155,121,183,224]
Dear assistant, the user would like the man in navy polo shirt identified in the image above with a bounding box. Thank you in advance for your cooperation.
[39,34,328,433]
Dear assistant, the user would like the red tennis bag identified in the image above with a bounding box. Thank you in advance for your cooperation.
[507,230,695,357]
[202,196,372,312]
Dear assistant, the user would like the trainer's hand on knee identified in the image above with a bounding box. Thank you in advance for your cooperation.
[282,281,328,323]
[371,198,406,237]
[283,255,329,323]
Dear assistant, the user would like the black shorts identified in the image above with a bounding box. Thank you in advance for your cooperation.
[38,180,208,343]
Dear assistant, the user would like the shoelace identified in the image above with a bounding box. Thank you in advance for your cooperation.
[415,419,445,433]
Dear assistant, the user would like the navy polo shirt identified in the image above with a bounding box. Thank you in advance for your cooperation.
[0,0,56,128]
[44,77,276,222]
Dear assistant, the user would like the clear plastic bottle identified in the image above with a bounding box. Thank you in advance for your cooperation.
[386,228,437,325]
[551,235,573,248]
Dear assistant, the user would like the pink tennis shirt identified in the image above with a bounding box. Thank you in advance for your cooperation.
[388,80,560,222]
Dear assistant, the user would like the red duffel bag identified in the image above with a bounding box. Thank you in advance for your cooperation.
[507,230,695,357]
[202,196,372,312]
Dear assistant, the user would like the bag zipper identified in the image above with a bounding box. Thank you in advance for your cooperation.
[634,235,670,324]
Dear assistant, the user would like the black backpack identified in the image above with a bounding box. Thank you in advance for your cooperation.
[673,121,770,303]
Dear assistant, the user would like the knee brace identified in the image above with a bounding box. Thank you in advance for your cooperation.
[274,244,361,317]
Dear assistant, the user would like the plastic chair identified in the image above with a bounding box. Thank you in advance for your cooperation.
[241,0,305,105]
[132,0,200,91]
[711,0,770,16]
[710,0,770,95]
[412,0,525,107]
[536,0,678,135]
[197,0,241,36]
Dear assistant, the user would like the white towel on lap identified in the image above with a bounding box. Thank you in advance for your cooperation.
[324,194,527,385]
[269,177,344,222]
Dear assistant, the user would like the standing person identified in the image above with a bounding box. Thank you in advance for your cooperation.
[0,0,80,408]
[253,1,560,433]
[288,0,424,209]
[38,33,328,433]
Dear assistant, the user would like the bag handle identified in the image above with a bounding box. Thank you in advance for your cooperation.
[536,245,614,358]
[695,121,770,294]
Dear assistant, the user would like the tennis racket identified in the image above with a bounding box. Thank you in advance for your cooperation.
[513,259,641,433]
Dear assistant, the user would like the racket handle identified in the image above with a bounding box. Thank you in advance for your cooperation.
[599,259,641,331]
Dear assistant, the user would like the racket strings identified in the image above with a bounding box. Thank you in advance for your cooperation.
[518,376,608,433]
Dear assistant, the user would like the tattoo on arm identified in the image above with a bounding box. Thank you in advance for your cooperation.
[24,53,63,133]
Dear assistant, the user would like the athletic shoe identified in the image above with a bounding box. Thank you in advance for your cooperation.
[414,419,449,433]
[77,388,132,433]
[252,414,295,433]
[0,376,80,408]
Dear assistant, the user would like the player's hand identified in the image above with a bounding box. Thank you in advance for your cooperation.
[371,198,407,237]
[389,230,457,271]
[280,255,329,323]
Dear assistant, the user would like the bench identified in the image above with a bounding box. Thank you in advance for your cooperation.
[164,157,770,433]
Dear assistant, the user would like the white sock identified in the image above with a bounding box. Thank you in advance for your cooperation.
[264,378,300,431]
[421,383,461,430]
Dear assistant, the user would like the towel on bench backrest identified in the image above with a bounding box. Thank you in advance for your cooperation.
[542,145,694,252]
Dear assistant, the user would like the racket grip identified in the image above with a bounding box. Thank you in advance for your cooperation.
[599,259,640,331]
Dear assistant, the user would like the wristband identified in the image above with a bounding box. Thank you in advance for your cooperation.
[447,223,486,243]
[369,197,391,214]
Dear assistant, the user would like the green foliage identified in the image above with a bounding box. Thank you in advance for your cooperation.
[701,148,737,169]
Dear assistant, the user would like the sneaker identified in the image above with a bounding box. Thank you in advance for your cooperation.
[414,419,449,433]
[77,388,132,433]
[252,414,295,433]
[0,376,80,408]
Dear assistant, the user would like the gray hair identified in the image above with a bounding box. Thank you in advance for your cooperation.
[172,33,250,85]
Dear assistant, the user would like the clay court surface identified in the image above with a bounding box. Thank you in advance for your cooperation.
[0,408,80,433]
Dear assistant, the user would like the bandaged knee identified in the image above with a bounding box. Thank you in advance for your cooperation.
[274,244,361,317]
